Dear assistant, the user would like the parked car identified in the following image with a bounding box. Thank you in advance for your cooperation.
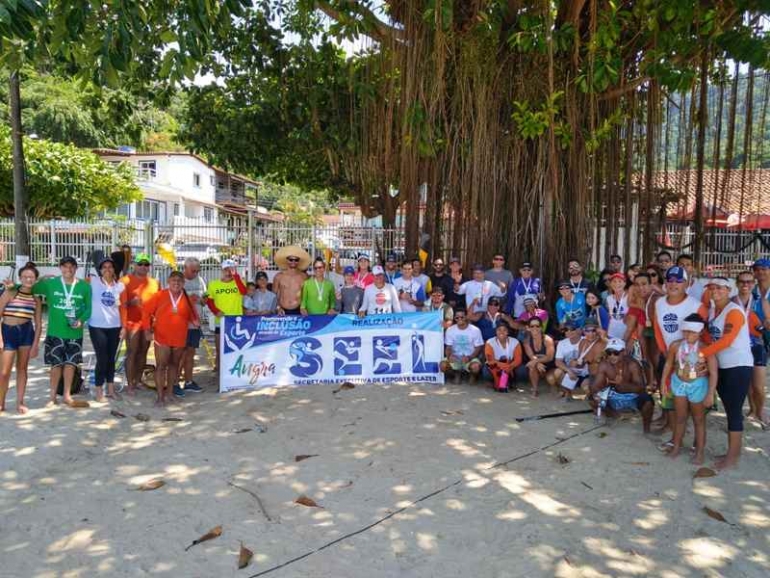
[173,243,235,265]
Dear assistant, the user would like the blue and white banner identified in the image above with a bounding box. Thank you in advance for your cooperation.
[219,312,445,392]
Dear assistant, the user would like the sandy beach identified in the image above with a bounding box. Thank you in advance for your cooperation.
[2,348,770,578]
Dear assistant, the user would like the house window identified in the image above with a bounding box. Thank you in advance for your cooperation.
[193,172,201,188]
[138,160,156,179]
[210,174,216,186]
[173,203,180,217]
[135,199,165,222]
[204,207,214,222]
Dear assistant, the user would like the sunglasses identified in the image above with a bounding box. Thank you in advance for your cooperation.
[606,349,623,356]
[493,257,504,261]
[648,272,658,277]
[314,266,325,270]
[287,257,300,262]
[434,262,444,267]
[583,328,597,333]
[528,324,541,329]
[521,267,532,271]
[136,262,150,266]
[454,316,466,321]
[488,303,500,307]
[738,279,755,284]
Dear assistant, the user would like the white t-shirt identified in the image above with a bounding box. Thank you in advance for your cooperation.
[88,276,125,329]
[445,324,484,357]
[457,280,504,313]
[359,284,402,315]
[555,337,582,364]
[393,277,426,313]
[485,336,520,361]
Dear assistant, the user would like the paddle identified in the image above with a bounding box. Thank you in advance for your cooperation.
[515,409,594,423]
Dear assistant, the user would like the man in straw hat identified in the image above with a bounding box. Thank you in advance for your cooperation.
[274,245,311,315]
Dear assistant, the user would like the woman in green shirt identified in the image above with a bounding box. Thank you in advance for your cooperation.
[300,259,337,316]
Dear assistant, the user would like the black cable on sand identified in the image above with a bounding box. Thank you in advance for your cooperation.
[247,423,603,578]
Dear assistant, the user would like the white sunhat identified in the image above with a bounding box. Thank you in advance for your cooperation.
[221,258,237,269]
[605,338,625,351]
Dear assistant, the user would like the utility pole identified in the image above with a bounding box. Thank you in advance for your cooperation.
[9,71,30,275]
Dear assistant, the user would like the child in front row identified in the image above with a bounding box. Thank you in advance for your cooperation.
[661,313,718,465]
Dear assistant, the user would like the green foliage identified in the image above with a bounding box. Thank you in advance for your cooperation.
[0,126,141,218]
[511,91,566,143]
[259,181,333,226]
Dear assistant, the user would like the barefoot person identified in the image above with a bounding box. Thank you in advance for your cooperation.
[660,314,717,464]
[34,256,92,406]
[751,258,770,424]
[0,263,42,413]
[734,271,768,426]
[588,339,655,432]
[205,260,247,373]
[273,246,311,315]
[518,318,556,397]
[701,277,754,470]
[87,258,125,402]
[484,323,522,392]
[441,310,484,384]
[119,253,159,396]
[143,271,199,407]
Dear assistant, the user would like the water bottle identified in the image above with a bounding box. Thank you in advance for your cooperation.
[498,370,509,392]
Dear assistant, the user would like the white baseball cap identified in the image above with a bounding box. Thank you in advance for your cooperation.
[221,259,237,269]
[372,265,385,275]
[605,338,625,351]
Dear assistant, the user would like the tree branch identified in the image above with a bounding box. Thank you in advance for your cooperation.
[556,0,587,28]
[315,0,404,44]
[599,76,650,101]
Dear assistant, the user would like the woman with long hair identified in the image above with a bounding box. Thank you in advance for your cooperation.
[88,258,125,402]
[0,263,42,413]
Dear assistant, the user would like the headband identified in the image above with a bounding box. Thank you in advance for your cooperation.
[681,321,704,333]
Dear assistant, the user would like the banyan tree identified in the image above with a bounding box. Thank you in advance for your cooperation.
[182,1,770,281]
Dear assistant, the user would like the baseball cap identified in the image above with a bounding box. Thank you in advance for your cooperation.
[665,265,688,282]
[134,253,151,264]
[753,258,770,269]
[562,321,579,331]
[520,262,533,269]
[343,265,355,275]
[523,297,537,305]
[706,277,731,288]
[255,271,268,280]
[97,257,115,270]
[372,265,385,275]
[385,254,397,263]
[556,280,571,290]
[608,272,626,281]
[59,255,78,266]
[605,338,625,351]
[357,253,370,262]
[221,259,237,269]
[472,263,485,272]
[449,256,461,264]
[431,285,444,294]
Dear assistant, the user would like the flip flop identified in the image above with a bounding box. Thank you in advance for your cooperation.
[657,440,674,452]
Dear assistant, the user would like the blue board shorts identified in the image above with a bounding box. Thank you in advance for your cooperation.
[671,374,708,404]
[1,321,35,350]
[598,388,653,412]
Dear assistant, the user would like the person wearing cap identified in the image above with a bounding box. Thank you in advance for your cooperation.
[0,263,42,414]
[142,271,200,407]
[384,254,401,285]
[555,280,586,329]
[485,253,514,294]
[423,285,454,329]
[86,257,125,402]
[337,266,364,314]
[273,245,311,315]
[394,260,426,313]
[605,272,629,340]
[447,257,467,310]
[550,322,585,400]
[442,309,484,384]
[457,264,504,315]
[359,266,401,317]
[660,313,717,464]
[205,259,248,372]
[576,319,607,386]
[301,259,337,316]
[119,252,159,396]
[652,265,708,440]
[429,257,454,300]
[588,338,654,430]
[248,272,278,315]
[506,262,543,318]
[566,259,594,295]
[179,257,207,396]
[469,296,513,342]
[513,297,549,337]
[354,253,375,289]
[411,258,432,295]
[33,256,92,406]
[676,254,704,301]
[737,269,768,426]
[701,277,755,470]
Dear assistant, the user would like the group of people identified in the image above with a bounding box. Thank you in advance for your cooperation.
[0,245,767,470]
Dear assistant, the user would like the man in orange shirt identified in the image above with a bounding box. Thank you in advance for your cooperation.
[143,271,198,406]
[120,253,159,396]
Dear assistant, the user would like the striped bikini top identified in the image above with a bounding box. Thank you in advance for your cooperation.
[4,289,36,321]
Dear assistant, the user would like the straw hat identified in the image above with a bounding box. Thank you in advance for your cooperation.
[275,245,312,270]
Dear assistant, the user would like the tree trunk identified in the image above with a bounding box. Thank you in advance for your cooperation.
[9,71,30,270]
[693,50,709,266]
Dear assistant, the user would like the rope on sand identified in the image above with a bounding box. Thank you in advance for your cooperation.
[246,423,604,578]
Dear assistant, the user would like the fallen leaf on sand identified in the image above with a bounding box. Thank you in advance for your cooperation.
[136,479,165,491]
[704,507,728,524]
[234,428,253,434]
[162,417,184,422]
[556,453,570,465]
[184,525,223,551]
[332,382,355,394]
[295,454,319,462]
[294,495,323,508]
[110,410,127,419]
[238,543,254,569]
[441,410,464,416]
[134,413,151,422]
[694,467,717,479]
[68,400,90,408]
[629,462,650,466]
[596,432,608,438]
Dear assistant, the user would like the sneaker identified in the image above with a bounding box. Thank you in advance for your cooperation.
[184,381,203,393]
[173,384,186,398]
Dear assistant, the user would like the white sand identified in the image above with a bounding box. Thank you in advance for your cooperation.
[2,354,770,578]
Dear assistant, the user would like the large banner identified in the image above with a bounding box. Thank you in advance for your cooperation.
[219,312,445,392]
